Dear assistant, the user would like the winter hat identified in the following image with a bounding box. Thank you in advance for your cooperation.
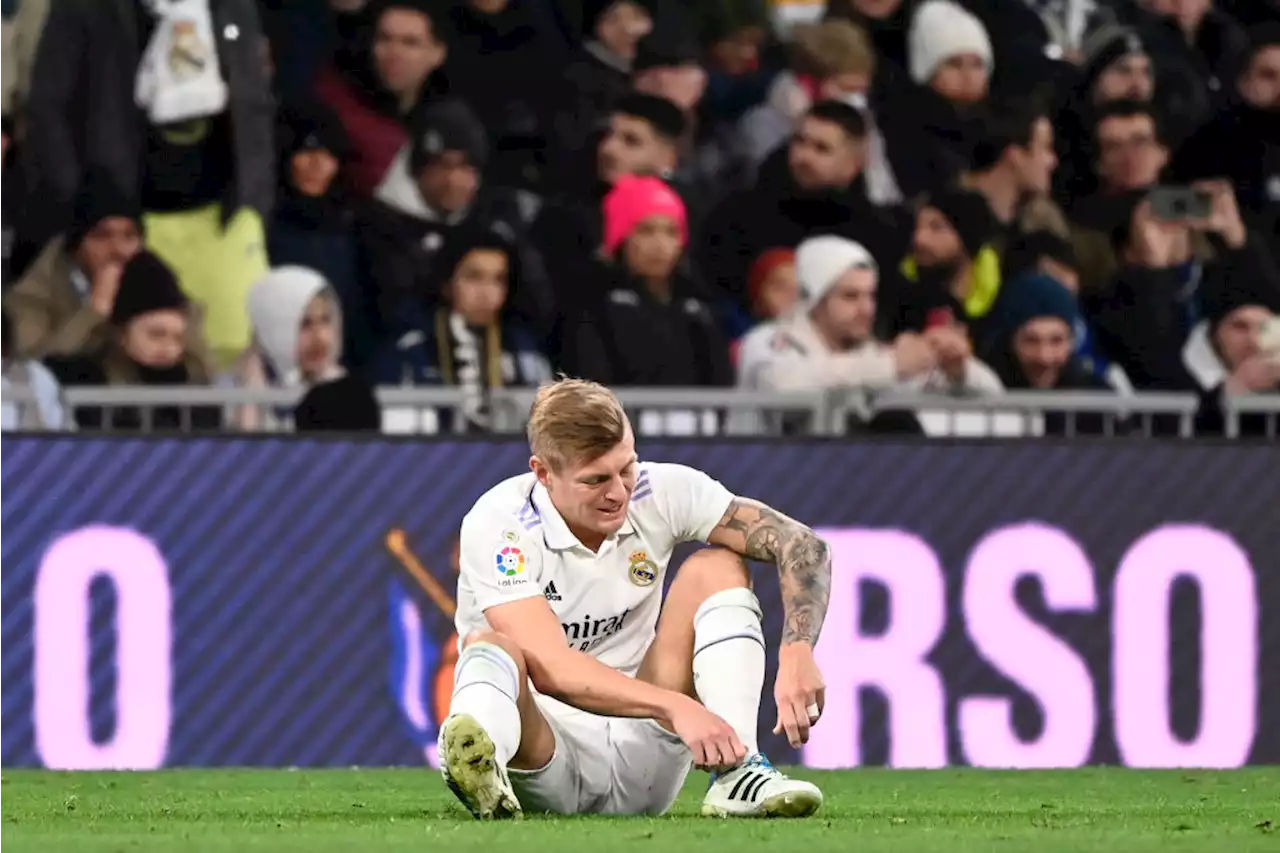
[409,99,488,174]
[247,266,338,382]
[633,33,702,72]
[110,251,188,327]
[1248,21,1280,56]
[748,248,797,305]
[279,100,349,160]
[602,175,689,255]
[989,273,1080,344]
[614,92,687,141]
[1080,23,1145,91]
[795,234,876,307]
[294,375,381,432]
[907,0,993,85]
[1200,279,1280,331]
[920,187,998,258]
[66,166,143,251]
[584,0,654,36]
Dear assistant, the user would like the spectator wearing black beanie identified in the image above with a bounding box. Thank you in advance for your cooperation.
[43,251,221,432]
[3,167,144,359]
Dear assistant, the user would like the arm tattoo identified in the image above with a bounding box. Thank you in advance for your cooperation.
[713,498,831,645]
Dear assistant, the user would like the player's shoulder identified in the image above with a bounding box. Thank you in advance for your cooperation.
[462,472,539,535]
[632,461,719,504]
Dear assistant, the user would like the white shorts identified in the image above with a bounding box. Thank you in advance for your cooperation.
[509,695,692,815]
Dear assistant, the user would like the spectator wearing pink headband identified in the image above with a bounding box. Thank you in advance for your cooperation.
[562,175,731,399]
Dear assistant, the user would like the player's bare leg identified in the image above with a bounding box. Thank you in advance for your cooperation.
[438,631,556,819]
[638,547,822,818]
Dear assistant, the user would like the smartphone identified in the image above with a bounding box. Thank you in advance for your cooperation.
[926,307,955,330]
[1147,186,1213,222]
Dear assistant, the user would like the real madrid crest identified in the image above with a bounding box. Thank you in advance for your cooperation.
[628,550,658,587]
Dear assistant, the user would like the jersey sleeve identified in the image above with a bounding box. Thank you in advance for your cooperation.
[642,462,737,543]
[458,510,545,612]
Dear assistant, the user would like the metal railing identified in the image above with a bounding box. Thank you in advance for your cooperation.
[1222,394,1280,440]
[3,384,1277,438]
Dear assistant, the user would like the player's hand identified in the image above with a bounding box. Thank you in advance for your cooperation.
[669,696,746,772]
[773,642,825,748]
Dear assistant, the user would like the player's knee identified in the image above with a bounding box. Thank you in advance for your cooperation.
[461,631,527,674]
[683,546,752,591]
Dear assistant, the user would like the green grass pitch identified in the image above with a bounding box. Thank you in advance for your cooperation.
[3,768,1277,852]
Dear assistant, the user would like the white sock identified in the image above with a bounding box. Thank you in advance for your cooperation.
[447,642,522,766]
[692,588,765,758]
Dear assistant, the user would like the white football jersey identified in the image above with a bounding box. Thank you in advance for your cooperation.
[454,462,736,676]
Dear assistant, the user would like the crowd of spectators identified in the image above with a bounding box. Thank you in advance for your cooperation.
[1,0,1278,436]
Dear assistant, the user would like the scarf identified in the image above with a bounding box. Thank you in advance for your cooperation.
[135,0,229,125]
[435,310,502,430]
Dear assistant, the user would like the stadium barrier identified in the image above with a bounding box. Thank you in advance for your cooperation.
[2,435,1277,769]
[6,384,1278,436]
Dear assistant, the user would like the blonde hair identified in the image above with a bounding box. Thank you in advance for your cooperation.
[790,20,877,78]
[527,378,629,470]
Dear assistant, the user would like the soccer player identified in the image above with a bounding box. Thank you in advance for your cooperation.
[440,379,831,819]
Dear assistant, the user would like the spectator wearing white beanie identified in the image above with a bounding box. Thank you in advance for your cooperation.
[908,0,994,105]
[736,234,1003,399]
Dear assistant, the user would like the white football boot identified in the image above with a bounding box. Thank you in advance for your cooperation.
[701,753,823,817]
[438,713,523,820]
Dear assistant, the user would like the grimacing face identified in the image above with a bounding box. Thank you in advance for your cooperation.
[531,429,638,543]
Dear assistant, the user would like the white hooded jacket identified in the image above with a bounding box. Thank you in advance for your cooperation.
[246,266,343,387]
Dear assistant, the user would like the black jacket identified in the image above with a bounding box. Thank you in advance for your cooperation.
[560,264,733,387]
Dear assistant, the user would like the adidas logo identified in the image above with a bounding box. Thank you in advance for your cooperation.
[543,581,562,602]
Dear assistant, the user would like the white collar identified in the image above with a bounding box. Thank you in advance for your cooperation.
[530,480,636,551]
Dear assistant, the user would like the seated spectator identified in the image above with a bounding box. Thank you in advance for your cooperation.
[314,0,450,196]
[361,99,552,339]
[294,374,382,433]
[697,0,775,126]
[958,100,1066,240]
[561,176,732,389]
[738,234,1002,399]
[21,0,275,367]
[555,1,656,164]
[373,227,551,432]
[1183,270,1280,436]
[1083,181,1280,391]
[738,19,876,170]
[237,266,345,430]
[1067,100,1173,291]
[888,187,1005,346]
[1054,23,1158,203]
[5,168,143,359]
[1172,23,1280,266]
[1003,230,1131,390]
[441,0,569,192]
[45,252,220,432]
[1122,0,1248,130]
[268,102,369,368]
[1,306,71,431]
[726,247,801,342]
[533,92,689,310]
[872,0,992,193]
[702,100,909,309]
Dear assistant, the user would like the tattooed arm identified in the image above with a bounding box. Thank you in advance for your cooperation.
[707,498,832,646]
